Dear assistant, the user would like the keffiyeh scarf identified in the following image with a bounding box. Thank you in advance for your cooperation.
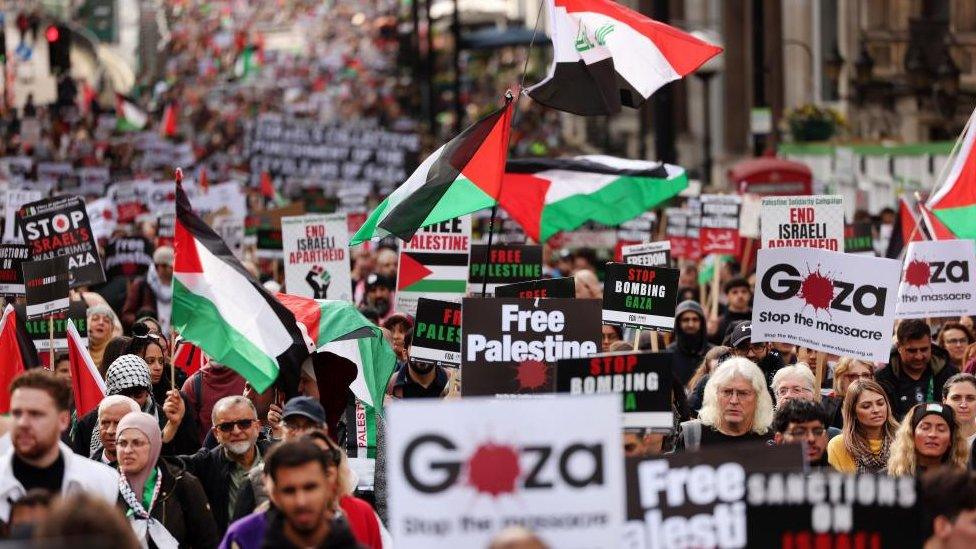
[120,468,178,549]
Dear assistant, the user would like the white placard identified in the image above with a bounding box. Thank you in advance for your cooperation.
[620,240,670,267]
[3,189,42,244]
[752,247,900,362]
[395,216,471,317]
[387,395,623,549]
[895,240,976,319]
[760,195,844,251]
[281,213,352,301]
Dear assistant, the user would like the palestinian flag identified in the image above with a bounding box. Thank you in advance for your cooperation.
[172,181,310,394]
[397,248,469,295]
[0,305,26,413]
[500,155,687,242]
[926,107,976,239]
[885,196,925,259]
[66,319,106,417]
[115,94,148,131]
[527,0,722,115]
[161,102,178,138]
[351,99,513,244]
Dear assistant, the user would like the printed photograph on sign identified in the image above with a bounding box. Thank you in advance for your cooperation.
[281,213,352,301]
[895,240,976,319]
[751,248,900,362]
[468,244,543,295]
[410,298,462,369]
[395,216,471,316]
[602,263,679,331]
[387,395,623,549]
[462,297,602,396]
[760,195,844,251]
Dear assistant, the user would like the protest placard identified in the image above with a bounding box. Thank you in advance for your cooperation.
[557,352,673,429]
[17,195,106,287]
[895,240,976,318]
[738,193,762,239]
[602,263,679,331]
[494,277,575,299]
[22,256,70,319]
[617,211,657,242]
[621,241,671,267]
[844,223,875,255]
[104,237,155,278]
[699,195,740,255]
[15,301,87,351]
[281,213,351,301]
[77,167,111,196]
[0,245,29,295]
[462,297,601,395]
[752,248,900,362]
[36,162,76,190]
[409,298,461,369]
[3,189,43,244]
[468,244,543,295]
[388,395,623,549]
[760,195,844,251]
[664,208,692,259]
[395,216,471,316]
[156,213,175,248]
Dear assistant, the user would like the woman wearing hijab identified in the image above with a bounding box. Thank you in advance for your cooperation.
[116,412,219,549]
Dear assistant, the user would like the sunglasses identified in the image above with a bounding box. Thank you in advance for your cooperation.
[215,419,257,433]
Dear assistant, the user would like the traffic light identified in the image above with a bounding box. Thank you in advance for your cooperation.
[46,24,70,74]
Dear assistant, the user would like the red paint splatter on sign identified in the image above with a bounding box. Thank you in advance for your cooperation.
[799,269,834,312]
[467,443,520,497]
[904,259,931,288]
[514,360,549,391]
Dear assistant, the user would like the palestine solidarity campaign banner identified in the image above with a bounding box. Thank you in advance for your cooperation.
[752,248,900,362]
[281,214,352,301]
[17,195,105,287]
[895,239,976,319]
[620,241,671,267]
[387,395,623,549]
[462,297,601,395]
[395,217,471,316]
[409,298,461,369]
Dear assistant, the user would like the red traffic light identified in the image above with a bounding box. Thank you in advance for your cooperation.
[45,25,60,43]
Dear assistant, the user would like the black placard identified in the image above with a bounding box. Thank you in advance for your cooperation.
[556,351,673,429]
[16,195,106,287]
[494,277,575,299]
[22,256,70,319]
[468,244,543,294]
[104,236,155,278]
[409,298,461,369]
[0,244,30,295]
[844,222,874,254]
[15,301,88,351]
[602,263,679,331]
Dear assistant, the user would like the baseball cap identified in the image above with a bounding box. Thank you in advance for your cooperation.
[281,396,327,425]
[728,321,753,348]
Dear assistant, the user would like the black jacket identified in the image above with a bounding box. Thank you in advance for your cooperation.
[176,438,272,535]
[118,459,220,549]
[875,345,957,420]
[666,322,714,387]
[71,392,201,457]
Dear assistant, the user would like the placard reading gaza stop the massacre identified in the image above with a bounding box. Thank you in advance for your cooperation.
[602,263,679,331]
[752,248,901,362]
[760,195,844,251]
[281,213,352,301]
[462,298,601,396]
[409,298,462,369]
[895,239,976,319]
[620,241,671,267]
[556,352,673,429]
[16,195,105,287]
[387,395,623,549]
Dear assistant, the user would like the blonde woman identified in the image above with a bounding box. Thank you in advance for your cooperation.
[824,357,874,428]
[942,373,976,448]
[827,379,899,473]
[887,403,969,476]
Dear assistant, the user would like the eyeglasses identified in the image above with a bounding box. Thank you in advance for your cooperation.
[944,338,969,346]
[215,419,257,433]
[787,427,826,438]
[777,386,814,397]
[719,388,756,401]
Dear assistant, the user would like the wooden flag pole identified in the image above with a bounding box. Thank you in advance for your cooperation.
[650,331,659,352]
[710,258,721,319]
[170,337,177,391]
[741,239,754,275]
[633,328,641,350]
[814,351,827,392]
[481,205,498,297]
[48,316,54,369]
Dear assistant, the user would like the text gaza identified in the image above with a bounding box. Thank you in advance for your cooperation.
[760,263,887,316]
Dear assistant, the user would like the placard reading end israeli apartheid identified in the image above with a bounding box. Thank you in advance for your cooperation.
[602,263,679,331]
[760,195,844,251]
[620,241,671,267]
[494,277,575,299]
[468,244,542,295]
[22,255,71,319]
[410,298,462,369]
[556,352,673,429]
[281,213,352,301]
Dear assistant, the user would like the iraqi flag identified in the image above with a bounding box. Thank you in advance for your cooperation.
[66,319,106,417]
[172,182,310,394]
[926,106,976,239]
[500,155,687,242]
[115,94,148,131]
[350,99,513,244]
[527,0,722,115]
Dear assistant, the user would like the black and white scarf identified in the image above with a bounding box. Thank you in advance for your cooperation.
[119,468,178,549]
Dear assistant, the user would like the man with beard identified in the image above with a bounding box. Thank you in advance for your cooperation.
[384,329,453,401]
[666,300,713,386]
[877,318,958,420]
[0,370,119,522]
[707,277,753,345]
[177,395,272,535]
[361,273,395,323]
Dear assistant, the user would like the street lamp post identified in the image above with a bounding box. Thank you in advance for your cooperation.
[691,29,722,187]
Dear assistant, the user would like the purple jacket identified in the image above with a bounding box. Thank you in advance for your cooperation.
[219,512,266,549]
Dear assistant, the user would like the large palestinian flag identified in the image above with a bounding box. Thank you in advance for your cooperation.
[499,155,687,242]
[527,0,722,115]
[172,182,310,394]
[926,107,976,239]
[351,100,513,244]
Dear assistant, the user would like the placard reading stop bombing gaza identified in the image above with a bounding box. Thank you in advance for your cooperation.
[602,263,679,331]
[895,239,976,319]
[760,195,845,251]
[16,195,105,288]
[752,248,901,362]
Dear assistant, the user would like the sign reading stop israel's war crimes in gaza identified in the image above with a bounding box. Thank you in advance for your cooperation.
[16,196,105,288]
[752,248,900,362]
